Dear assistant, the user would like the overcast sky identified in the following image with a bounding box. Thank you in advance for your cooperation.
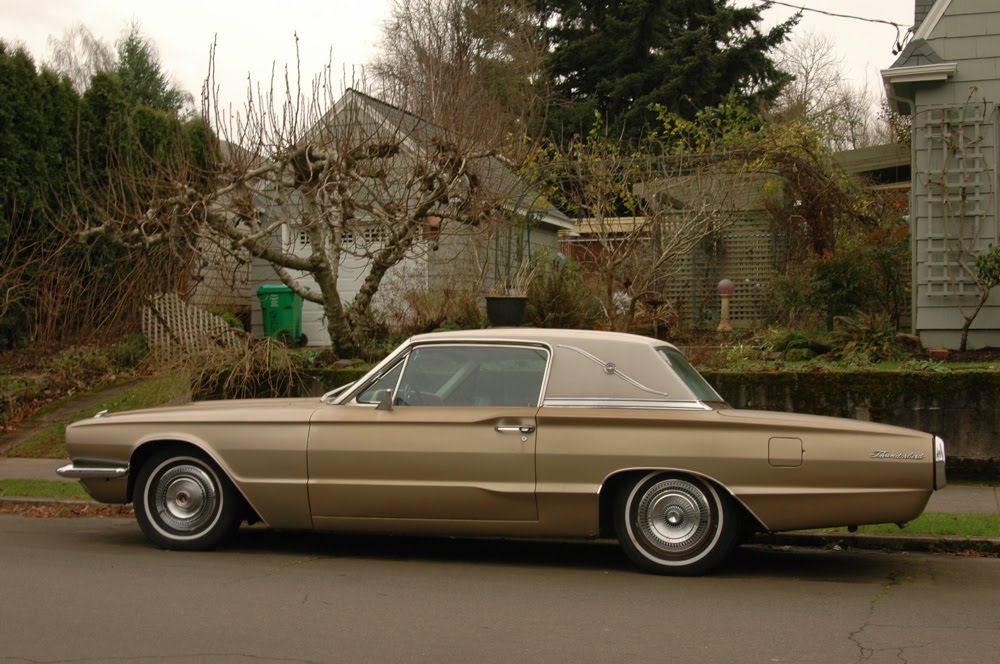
[5,0,916,114]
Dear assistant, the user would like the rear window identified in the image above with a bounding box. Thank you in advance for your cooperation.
[657,348,723,402]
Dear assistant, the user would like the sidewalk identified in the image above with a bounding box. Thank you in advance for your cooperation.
[0,458,74,483]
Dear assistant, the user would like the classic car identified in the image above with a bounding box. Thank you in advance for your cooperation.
[58,329,946,575]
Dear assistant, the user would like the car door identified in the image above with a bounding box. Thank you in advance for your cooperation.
[307,343,548,523]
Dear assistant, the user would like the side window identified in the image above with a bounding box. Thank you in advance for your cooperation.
[395,345,547,408]
[356,361,404,404]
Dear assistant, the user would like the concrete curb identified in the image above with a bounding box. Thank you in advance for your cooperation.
[754,532,1000,555]
[0,496,106,507]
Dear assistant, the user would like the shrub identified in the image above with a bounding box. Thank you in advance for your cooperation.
[830,314,907,363]
[526,253,602,329]
[191,337,307,400]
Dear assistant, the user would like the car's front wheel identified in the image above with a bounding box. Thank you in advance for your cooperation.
[134,449,241,550]
[615,472,739,575]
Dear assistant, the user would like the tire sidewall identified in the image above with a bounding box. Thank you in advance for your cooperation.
[134,450,239,551]
[615,472,738,575]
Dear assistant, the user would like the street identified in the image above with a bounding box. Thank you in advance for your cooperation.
[1,515,998,664]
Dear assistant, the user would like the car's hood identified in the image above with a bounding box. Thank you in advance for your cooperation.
[68,397,324,428]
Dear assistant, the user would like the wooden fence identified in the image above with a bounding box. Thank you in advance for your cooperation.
[142,292,243,361]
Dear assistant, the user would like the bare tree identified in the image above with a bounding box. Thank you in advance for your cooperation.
[75,44,513,355]
[774,31,881,151]
[45,23,115,93]
[371,0,548,142]
[537,133,750,331]
[45,22,193,113]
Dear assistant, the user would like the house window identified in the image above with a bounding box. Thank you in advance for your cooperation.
[362,227,387,244]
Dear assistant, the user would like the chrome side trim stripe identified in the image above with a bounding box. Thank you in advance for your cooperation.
[542,399,713,410]
[555,344,671,398]
[56,463,129,480]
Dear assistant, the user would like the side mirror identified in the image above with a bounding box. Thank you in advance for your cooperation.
[375,389,394,411]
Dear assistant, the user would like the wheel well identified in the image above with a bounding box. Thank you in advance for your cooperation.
[127,440,208,503]
[598,470,647,538]
[127,440,261,524]
[598,469,762,539]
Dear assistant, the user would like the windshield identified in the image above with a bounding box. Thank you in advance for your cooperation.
[657,348,724,402]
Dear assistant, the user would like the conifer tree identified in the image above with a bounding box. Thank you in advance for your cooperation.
[538,0,796,142]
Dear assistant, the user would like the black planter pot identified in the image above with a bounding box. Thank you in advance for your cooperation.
[485,295,528,326]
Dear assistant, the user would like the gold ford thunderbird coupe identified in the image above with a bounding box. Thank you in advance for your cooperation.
[59,329,946,575]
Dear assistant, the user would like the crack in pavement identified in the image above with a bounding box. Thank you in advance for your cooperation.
[848,568,906,663]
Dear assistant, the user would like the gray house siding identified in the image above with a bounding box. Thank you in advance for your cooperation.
[886,0,1000,348]
[916,0,936,28]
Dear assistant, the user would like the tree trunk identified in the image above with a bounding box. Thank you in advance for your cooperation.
[347,220,420,344]
[959,288,991,353]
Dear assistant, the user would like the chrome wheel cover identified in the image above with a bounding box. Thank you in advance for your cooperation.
[635,478,712,556]
[150,462,219,535]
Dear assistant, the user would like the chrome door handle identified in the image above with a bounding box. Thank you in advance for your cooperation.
[495,425,535,434]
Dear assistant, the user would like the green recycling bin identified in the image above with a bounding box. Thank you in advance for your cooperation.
[257,284,306,346]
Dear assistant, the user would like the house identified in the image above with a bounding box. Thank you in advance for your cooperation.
[882,0,1000,349]
[832,142,911,193]
[248,89,573,346]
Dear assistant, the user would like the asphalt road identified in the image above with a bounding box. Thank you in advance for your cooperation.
[2,516,998,664]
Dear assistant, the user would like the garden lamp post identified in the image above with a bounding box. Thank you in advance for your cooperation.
[717,279,735,332]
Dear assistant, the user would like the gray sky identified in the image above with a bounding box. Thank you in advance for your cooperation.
[5,0,915,113]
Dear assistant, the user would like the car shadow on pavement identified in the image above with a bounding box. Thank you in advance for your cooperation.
[214,526,912,580]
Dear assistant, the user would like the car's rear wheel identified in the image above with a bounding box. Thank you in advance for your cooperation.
[134,449,241,551]
[614,472,739,575]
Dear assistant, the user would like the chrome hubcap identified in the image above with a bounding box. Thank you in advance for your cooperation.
[636,479,711,554]
[154,464,218,533]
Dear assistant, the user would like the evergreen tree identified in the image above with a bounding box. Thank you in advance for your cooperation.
[0,38,208,347]
[538,0,797,142]
[0,42,81,345]
[0,43,76,243]
[115,27,188,113]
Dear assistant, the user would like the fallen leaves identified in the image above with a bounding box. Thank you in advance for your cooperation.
[0,501,133,518]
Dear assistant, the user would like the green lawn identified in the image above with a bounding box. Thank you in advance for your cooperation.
[0,479,90,500]
[812,512,1000,538]
[2,373,190,459]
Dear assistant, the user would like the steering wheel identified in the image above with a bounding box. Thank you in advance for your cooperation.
[398,384,422,406]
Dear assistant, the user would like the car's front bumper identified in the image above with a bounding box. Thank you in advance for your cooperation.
[56,462,129,480]
[56,461,130,504]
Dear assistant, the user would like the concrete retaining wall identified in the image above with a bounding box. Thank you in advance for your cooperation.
[703,371,1000,460]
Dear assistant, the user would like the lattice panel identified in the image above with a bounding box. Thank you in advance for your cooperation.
[660,214,780,327]
[919,103,997,297]
[143,292,243,361]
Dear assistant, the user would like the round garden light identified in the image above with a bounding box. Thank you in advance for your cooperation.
[717,279,735,332]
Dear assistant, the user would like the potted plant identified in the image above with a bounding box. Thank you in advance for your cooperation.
[486,261,537,326]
